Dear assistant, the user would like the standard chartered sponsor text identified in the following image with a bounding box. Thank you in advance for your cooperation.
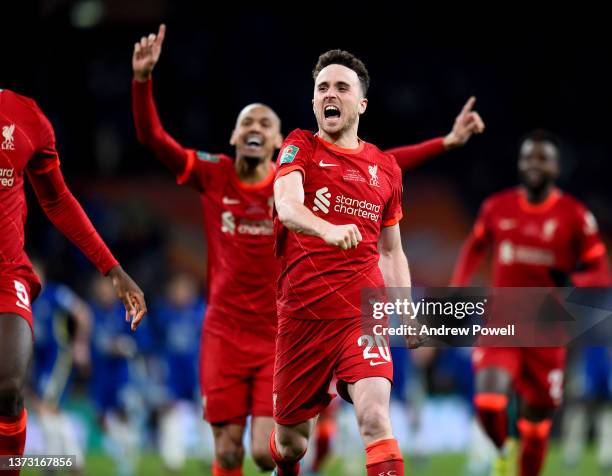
[334,195,381,222]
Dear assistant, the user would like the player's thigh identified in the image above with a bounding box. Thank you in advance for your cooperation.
[0,313,33,393]
[473,347,518,395]
[273,318,337,426]
[519,347,566,410]
[0,276,34,400]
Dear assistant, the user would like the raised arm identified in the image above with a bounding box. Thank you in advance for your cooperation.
[132,24,191,177]
[274,170,362,249]
[385,97,485,171]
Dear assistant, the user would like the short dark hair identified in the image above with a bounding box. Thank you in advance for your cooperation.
[312,49,370,96]
[520,129,561,151]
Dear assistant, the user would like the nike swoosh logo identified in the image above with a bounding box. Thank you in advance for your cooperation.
[370,361,389,367]
[319,160,339,168]
[222,197,240,205]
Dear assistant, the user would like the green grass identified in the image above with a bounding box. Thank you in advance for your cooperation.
[20,446,601,475]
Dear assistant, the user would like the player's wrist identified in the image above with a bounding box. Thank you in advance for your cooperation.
[316,219,334,240]
[107,264,124,278]
[133,71,153,83]
[443,132,461,150]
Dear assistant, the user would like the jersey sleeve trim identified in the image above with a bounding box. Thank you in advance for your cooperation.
[176,149,196,185]
[275,165,305,182]
[28,158,60,175]
[582,242,606,262]
[382,210,403,227]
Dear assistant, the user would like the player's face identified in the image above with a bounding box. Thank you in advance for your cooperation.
[518,139,560,191]
[313,64,367,136]
[230,105,282,161]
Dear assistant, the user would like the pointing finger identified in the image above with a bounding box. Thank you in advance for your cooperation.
[460,96,476,116]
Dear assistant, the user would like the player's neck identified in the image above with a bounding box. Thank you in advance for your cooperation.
[234,157,271,184]
[521,183,555,204]
[317,129,360,150]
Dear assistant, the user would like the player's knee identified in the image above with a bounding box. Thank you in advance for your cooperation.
[357,403,391,441]
[276,429,308,460]
[476,368,511,395]
[251,446,274,471]
[0,377,24,416]
[215,444,245,470]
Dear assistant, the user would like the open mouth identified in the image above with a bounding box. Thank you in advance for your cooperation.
[324,105,341,119]
[245,134,264,148]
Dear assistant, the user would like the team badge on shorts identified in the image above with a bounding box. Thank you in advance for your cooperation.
[280,145,299,165]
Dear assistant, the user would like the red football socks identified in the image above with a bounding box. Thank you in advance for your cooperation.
[518,418,552,476]
[269,429,304,476]
[365,438,404,476]
[474,393,509,449]
[0,409,27,476]
[211,460,243,476]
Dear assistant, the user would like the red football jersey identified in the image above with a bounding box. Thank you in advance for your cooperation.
[178,151,278,340]
[274,129,404,320]
[471,188,606,286]
[0,89,60,295]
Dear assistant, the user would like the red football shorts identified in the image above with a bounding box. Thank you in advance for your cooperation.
[200,327,275,426]
[473,346,566,408]
[273,316,394,425]
[0,274,34,331]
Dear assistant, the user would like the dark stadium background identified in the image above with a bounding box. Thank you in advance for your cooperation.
[3,1,611,295]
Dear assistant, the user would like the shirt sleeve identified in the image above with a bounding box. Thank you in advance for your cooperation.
[449,199,494,286]
[381,162,403,227]
[132,79,202,189]
[575,205,607,264]
[471,198,494,244]
[27,105,61,175]
[385,137,446,171]
[177,149,227,191]
[274,129,314,183]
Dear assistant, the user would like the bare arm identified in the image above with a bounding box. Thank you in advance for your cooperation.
[378,224,423,348]
[378,224,411,288]
[274,170,362,249]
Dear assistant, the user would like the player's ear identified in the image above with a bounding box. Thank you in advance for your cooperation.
[358,97,368,115]
[274,132,284,149]
[229,128,238,146]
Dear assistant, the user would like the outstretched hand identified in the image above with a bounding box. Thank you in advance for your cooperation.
[132,23,166,82]
[108,266,147,331]
[443,96,485,149]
